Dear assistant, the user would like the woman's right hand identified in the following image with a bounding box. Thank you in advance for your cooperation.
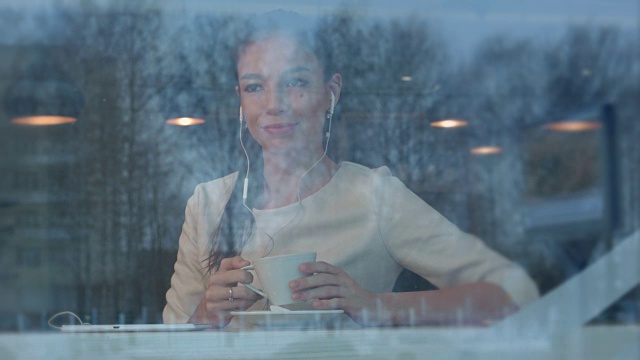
[188,256,262,327]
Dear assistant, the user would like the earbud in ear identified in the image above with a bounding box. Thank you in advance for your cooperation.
[329,92,335,116]
[239,106,243,123]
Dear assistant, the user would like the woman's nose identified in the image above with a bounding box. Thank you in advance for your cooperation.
[265,88,287,115]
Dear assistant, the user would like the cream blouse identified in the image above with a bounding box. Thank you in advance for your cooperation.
[163,162,539,324]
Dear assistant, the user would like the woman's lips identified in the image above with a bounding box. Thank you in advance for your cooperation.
[263,122,297,135]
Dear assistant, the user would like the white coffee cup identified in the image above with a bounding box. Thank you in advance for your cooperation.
[242,252,316,306]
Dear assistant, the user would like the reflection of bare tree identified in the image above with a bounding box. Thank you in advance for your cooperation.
[545,26,633,113]
[544,26,639,241]
[462,26,639,294]
[319,14,454,195]
[171,14,247,182]
[3,2,638,328]
[461,38,544,261]
[45,2,180,322]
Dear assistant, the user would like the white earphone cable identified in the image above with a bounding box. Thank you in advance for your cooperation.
[239,106,254,216]
[295,102,333,203]
[48,311,89,329]
[238,93,335,256]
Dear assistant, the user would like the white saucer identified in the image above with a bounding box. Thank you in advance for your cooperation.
[230,310,351,329]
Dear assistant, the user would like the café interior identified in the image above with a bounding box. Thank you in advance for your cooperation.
[0,0,638,358]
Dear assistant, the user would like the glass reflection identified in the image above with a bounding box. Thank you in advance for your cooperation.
[0,0,637,334]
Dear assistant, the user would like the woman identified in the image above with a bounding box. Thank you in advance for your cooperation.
[163,12,539,328]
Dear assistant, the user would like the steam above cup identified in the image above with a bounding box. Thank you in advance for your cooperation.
[242,252,316,306]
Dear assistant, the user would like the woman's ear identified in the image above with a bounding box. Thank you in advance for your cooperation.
[235,85,240,97]
[328,73,342,106]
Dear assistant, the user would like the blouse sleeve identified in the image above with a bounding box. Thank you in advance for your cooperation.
[372,168,539,308]
[163,185,207,323]
[163,173,239,323]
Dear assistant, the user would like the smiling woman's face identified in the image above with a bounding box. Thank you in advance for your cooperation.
[236,34,338,155]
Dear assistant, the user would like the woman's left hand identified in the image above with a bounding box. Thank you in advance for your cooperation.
[289,261,387,325]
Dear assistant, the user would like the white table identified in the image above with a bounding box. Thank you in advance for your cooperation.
[3,231,638,359]
[1,325,638,359]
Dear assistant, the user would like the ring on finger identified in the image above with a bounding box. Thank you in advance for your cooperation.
[228,287,234,302]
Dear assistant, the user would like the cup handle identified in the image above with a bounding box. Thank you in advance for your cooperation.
[241,283,267,298]
[240,265,267,298]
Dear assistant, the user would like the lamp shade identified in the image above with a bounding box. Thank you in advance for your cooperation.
[430,118,468,129]
[544,120,601,132]
[470,145,502,155]
[4,79,84,126]
[162,85,212,126]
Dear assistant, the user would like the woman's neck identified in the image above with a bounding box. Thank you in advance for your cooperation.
[259,149,337,209]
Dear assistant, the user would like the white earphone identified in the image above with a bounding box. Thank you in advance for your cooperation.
[329,91,335,118]
[239,105,250,202]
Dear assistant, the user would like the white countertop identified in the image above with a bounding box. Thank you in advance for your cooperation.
[1,325,638,360]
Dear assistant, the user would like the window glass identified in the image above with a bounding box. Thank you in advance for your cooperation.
[0,0,638,352]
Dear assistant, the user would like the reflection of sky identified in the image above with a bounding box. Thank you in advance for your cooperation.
[1,0,638,56]
[183,0,640,57]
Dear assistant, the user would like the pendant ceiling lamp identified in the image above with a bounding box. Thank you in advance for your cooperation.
[163,83,211,127]
[544,120,602,132]
[3,61,84,126]
[430,118,469,129]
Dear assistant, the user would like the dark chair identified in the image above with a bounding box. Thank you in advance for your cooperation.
[392,269,438,292]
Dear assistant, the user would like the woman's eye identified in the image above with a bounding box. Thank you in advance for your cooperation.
[286,78,308,88]
[244,83,262,92]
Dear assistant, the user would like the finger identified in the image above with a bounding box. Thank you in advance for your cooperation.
[203,290,260,316]
[292,285,343,302]
[208,284,261,303]
[209,268,254,287]
[218,256,251,272]
[290,273,340,291]
[299,261,341,275]
[233,285,263,301]
[206,298,256,313]
[312,298,344,310]
[224,299,256,311]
